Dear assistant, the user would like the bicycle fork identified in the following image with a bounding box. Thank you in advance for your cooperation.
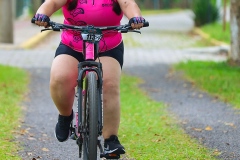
[70,61,104,158]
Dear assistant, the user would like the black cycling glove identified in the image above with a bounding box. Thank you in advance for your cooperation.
[129,17,145,25]
[34,13,50,23]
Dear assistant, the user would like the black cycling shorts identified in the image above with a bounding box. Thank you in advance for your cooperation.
[55,41,124,69]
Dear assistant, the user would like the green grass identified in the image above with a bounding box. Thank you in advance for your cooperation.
[174,61,240,108]
[119,74,216,159]
[52,9,63,16]
[201,22,230,44]
[0,65,28,159]
[191,36,214,47]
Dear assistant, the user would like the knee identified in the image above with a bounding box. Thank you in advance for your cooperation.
[103,79,119,95]
[50,72,76,90]
[102,79,120,108]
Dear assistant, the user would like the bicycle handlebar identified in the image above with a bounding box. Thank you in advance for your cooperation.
[31,18,149,33]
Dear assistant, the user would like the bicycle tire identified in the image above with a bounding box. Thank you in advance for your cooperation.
[82,72,98,160]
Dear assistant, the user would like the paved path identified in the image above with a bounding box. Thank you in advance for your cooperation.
[1,11,239,160]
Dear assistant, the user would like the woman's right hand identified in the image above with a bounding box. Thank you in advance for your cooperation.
[33,13,50,28]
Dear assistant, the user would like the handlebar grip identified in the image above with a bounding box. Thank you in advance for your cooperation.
[31,18,36,24]
[143,21,149,27]
[31,18,52,28]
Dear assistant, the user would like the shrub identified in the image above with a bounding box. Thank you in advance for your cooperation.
[192,0,219,26]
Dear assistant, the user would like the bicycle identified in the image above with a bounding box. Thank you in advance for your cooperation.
[32,18,149,159]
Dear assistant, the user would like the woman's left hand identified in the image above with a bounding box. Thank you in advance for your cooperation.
[128,17,145,29]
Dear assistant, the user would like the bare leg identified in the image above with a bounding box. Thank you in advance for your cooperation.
[98,57,122,139]
[50,54,121,139]
[50,55,79,116]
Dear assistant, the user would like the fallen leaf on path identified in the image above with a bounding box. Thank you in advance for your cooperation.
[29,133,35,137]
[193,128,202,132]
[212,149,221,156]
[27,152,32,156]
[19,129,29,135]
[205,126,213,131]
[42,134,47,137]
[28,137,36,141]
[42,148,49,152]
[224,122,236,128]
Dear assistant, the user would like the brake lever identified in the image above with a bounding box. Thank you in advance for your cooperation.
[41,28,53,32]
[129,30,141,34]
[40,21,62,32]
[41,26,61,32]
[120,24,141,34]
[120,28,128,33]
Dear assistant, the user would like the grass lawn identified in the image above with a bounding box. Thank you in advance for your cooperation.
[174,61,240,109]
[119,74,216,159]
[0,65,28,159]
[200,22,230,44]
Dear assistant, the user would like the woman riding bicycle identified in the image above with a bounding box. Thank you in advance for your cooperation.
[33,0,146,155]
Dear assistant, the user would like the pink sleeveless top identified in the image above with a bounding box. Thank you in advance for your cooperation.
[61,0,123,53]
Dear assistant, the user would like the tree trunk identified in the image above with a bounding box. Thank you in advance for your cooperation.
[230,0,240,62]
[0,0,13,43]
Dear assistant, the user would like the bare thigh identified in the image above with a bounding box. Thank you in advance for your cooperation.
[98,56,122,138]
[50,54,79,116]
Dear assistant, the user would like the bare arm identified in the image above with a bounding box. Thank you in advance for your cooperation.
[117,0,144,29]
[36,0,67,16]
[34,0,67,27]
[117,0,142,19]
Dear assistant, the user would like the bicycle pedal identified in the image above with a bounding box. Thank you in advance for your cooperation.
[101,153,120,159]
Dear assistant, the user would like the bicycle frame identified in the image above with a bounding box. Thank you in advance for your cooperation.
[75,27,104,158]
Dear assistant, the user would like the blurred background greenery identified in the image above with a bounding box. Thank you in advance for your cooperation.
[14,0,225,27]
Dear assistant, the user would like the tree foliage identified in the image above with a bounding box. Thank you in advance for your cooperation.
[192,0,219,26]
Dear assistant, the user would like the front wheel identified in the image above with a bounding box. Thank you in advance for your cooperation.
[82,72,98,160]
